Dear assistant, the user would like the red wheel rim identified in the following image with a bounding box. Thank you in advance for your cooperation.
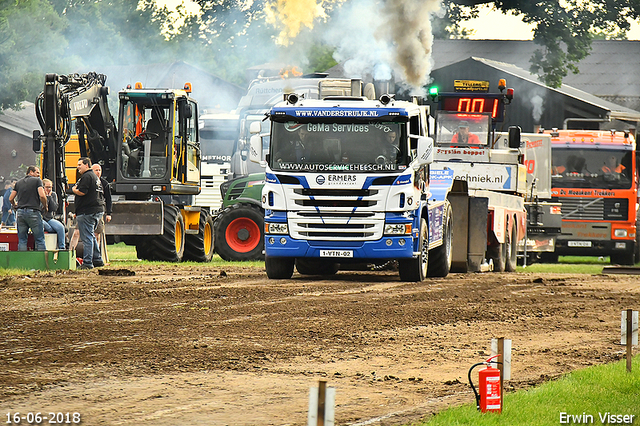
[225,217,261,253]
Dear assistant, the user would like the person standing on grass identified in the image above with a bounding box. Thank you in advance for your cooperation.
[72,157,104,269]
[8,166,47,251]
[42,178,66,250]
[91,163,112,262]
[1,179,16,227]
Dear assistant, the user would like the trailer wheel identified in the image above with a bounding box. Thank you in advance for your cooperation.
[214,203,264,261]
[427,204,452,277]
[295,258,339,276]
[183,210,215,262]
[138,205,185,262]
[265,256,294,279]
[399,217,428,282]
[505,220,518,272]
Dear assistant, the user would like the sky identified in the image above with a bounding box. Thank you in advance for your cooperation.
[464,4,640,40]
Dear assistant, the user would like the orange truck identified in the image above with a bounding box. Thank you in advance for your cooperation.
[547,129,638,265]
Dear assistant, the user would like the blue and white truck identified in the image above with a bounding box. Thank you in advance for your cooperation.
[251,90,455,281]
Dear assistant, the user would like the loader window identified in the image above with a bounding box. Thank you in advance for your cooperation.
[119,101,171,179]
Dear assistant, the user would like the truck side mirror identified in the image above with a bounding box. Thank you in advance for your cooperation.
[508,126,522,149]
[249,134,262,164]
[416,136,434,166]
[183,104,192,119]
[32,130,41,153]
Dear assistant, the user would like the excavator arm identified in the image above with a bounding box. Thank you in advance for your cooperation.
[33,72,118,218]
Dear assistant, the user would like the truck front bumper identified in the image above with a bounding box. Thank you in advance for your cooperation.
[264,235,416,259]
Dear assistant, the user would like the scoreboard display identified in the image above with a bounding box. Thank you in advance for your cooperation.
[438,93,506,122]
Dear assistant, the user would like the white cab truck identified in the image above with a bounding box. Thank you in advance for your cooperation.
[253,92,454,281]
[429,83,527,272]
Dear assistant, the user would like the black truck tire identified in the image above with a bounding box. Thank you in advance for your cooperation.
[265,256,295,279]
[427,205,452,278]
[489,239,507,272]
[183,210,215,262]
[136,205,185,262]
[214,203,264,261]
[399,217,428,282]
[505,220,518,272]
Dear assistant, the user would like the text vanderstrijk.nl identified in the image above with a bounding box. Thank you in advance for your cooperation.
[560,412,636,424]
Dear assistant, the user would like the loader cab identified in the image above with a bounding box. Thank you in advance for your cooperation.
[115,86,200,198]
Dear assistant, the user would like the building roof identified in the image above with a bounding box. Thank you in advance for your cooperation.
[467,57,640,122]
[0,102,39,138]
[431,40,640,99]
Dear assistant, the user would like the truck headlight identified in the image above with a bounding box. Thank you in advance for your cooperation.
[384,223,412,235]
[265,222,288,234]
[614,229,628,238]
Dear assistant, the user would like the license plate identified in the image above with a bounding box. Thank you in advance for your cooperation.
[320,250,353,258]
[568,241,591,247]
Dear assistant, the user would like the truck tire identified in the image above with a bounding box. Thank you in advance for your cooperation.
[183,210,215,262]
[295,258,339,276]
[265,256,294,279]
[214,203,264,261]
[505,220,518,272]
[137,205,185,262]
[489,236,507,272]
[399,217,428,282]
[427,204,452,278]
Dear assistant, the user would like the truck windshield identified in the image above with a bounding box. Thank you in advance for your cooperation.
[200,115,238,162]
[551,148,633,189]
[269,121,407,173]
[434,112,491,146]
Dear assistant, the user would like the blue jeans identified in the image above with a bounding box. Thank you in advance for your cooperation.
[43,218,66,250]
[16,208,46,251]
[2,209,15,226]
[76,212,103,267]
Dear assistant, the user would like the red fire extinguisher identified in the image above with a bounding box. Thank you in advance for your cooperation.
[468,355,502,413]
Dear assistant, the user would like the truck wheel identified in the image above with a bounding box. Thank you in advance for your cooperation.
[183,210,215,262]
[489,237,507,272]
[265,256,294,279]
[295,258,339,276]
[427,204,452,278]
[399,217,428,282]
[539,252,558,263]
[505,221,518,272]
[214,203,264,261]
[140,205,185,262]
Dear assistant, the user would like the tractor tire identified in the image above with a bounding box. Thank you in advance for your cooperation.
[399,217,428,282]
[183,210,215,262]
[265,255,295,279]
[427,204,452,278]
[505,220,518,272]
[137,205,185,262]
[295,258,339,276]
[214,203,264,261]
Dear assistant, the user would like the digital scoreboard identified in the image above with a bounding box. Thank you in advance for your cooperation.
[438,93,506,122]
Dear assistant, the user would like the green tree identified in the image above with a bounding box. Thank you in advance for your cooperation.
[0,0,67,110]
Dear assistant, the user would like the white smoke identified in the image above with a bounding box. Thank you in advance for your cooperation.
[531,94,544,123]
[324,0,442,94]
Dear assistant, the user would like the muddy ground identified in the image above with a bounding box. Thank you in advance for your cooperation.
[0,262,638,426]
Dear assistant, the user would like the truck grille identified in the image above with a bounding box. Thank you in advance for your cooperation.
[284,185,388,241]
[559,197,628,221]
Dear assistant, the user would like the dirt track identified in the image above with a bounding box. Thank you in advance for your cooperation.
[0,263,638,425]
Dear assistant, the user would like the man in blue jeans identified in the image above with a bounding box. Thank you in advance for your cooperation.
[8,166,48,251]
[72,157,104,269]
